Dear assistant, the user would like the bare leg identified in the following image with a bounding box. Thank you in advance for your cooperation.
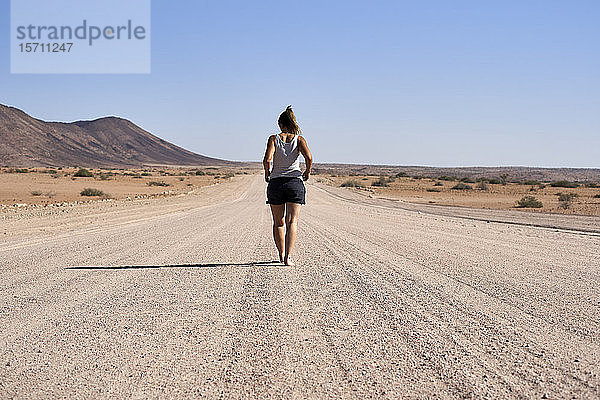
[284,202,302,266]
[269,204,285,262]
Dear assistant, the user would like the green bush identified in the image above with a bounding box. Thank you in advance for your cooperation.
[516,196,543,208]
[395,172,408,177]
[80,188,106,196]
[433,182,443,186]
[141,172,152,176]
[460,177,476,183]
[487,178,502,184]
[451,183,472,190]
[521,180,540,186]
[30,190,43,196]
[341,179,363,188]
[74,168,93,177]
[147,181,169,187]
[550,180,579,188]
[438,175,457,181]
[557,192,578,209]
[7,168,29,173]
[372,175,393,187]
[427,188,441,192]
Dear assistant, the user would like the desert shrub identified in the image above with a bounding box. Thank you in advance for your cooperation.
[41,169,58,174]
[476,181,489,190]
[451,183,472,190]
[557,192,578,209]
[427,188,441,192]
[195,169,205,175]
[521,180,540,186]
[550,180,579,188]
[141,172,152,176]
[147,181,169,187]
[7,168,29,173]
[224,172,235,178]
[372,176,392,187]
[460,177,476,183]
[594,194,600,198]
[74,168,93,177]
[488,178,502,184]
[80,188,106,196]
[178,177,185,181]
[30,190,43,196]
[361,177,368,180]
[516,196,543,208]
[499,174,509,185]
[395,172,408,177]
[438,175,457,181]
[98,174,111,181]
[434,182,443,186]
[341,179,363,188]
[584,182,598,188]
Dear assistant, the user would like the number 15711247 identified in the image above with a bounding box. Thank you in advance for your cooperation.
[19,43,73,53]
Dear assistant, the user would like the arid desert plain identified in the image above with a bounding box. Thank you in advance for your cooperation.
[1,167,599,398]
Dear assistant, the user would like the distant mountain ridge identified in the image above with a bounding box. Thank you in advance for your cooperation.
[0,104,238,167]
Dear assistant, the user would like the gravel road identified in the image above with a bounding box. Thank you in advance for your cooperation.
[1,174,598,398]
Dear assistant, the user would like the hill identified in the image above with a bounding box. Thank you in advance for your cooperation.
[0,104,239,168]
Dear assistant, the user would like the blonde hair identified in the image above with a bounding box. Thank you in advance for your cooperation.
[278,105,301,135]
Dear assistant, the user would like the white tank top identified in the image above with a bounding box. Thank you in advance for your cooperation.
[270,134,302,179]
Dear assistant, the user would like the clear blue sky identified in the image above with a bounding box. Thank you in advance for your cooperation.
[1,0,599,167]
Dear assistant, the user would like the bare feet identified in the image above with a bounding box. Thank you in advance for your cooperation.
[284,256,295,266]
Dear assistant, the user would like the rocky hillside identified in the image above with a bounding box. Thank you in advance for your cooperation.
[0,104,239,167]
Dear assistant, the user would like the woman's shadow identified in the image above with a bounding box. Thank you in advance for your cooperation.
[66,260,283,270]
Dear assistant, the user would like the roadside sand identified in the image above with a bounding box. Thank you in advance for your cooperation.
[318,174,600,216]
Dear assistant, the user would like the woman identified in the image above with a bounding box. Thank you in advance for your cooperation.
[263,106,313,266]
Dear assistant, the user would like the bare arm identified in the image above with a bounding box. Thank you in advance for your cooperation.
[262,135,275,182]
[298,136,313,181]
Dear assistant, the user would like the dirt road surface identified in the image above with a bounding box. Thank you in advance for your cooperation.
[1,175,599,398]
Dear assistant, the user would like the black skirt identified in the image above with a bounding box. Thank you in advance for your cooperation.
[266,176,306,205]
